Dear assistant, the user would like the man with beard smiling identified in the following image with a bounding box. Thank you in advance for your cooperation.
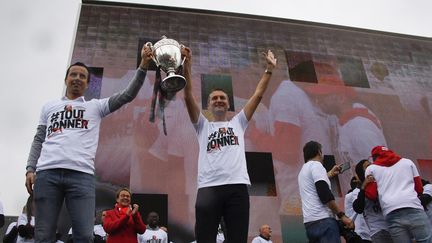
[24,45,153,243]
[138,211,167,243]
[182,46,277,243]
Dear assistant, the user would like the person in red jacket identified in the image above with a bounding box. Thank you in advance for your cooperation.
[103,188,146,243]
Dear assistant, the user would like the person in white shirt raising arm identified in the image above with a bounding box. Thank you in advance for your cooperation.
[181,46,276,243]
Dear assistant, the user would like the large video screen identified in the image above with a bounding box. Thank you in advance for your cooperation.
[72,2,432,242]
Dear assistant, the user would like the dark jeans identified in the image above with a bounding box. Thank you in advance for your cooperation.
[195,184,249,243]
[34,169,95,243]
[305,217,340,243]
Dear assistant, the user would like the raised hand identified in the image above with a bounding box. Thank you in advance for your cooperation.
[262,50,277,70]
[140,45,153,69]
[131,204,139,215]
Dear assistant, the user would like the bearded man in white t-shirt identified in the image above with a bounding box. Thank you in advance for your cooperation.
[298,141,353,243]
[24,46,153,243]
[365,146,432,242]
[182,46,277,242]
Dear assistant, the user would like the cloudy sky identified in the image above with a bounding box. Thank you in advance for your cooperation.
[0,0,430,215]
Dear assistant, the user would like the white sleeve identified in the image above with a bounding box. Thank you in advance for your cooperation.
[0,200,3,214]
[409,160,420,177]
[38,103,49,126]
[310,162,328,184]
[96,97,111,117]
[365,166,373,177]
[424,184,432,196]
[193,113,206,135]
[235,110,249,131]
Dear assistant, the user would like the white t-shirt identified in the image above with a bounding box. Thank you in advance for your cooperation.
[138,227,168,243]
[251,236,273,243]
[344,188,371,240]
[365,158,423,216]
[194,111,250,189]
[298,160,333,223]
[17,214,35,243]
[36,96,110,174]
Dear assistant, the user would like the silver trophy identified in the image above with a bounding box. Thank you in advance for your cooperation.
[146,36,186,93]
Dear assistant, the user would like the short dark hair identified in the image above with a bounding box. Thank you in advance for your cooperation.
[207,88,229,102]
[65,62,91,84]
[355,159,369,182]
[350,176,359,190]
[303,141,322,163]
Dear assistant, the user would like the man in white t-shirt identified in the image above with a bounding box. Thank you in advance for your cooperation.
[251,224,273,243]
[138,212,167,243]
[298,141,353,243]
[24,46,153,242]
[353,159,393,243]
[365,146,432,242]
[182,46,277,242]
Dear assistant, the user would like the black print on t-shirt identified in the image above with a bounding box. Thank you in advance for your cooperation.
[207,127,239,152]
[47,105,89,137]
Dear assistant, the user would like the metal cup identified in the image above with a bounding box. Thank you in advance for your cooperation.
[146,36,186,93]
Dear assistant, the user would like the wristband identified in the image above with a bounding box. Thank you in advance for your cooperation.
[264,69,272,75]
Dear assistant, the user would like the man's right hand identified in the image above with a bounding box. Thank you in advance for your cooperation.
[25,172,35,194]
[341,215,354,229]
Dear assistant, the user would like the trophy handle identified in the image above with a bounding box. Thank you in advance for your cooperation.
[145,42,159,66]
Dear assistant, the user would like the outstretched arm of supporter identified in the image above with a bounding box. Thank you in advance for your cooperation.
[182,46,200,123]
[108,45,152,113]
[25,125,47,194]
[243,50,277,121]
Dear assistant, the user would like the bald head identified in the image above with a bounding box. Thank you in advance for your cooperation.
[259,224,272,238]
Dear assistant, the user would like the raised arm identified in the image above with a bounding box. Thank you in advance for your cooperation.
[108,44,153,112]
[243,50,277,121]
[182,46,200,123]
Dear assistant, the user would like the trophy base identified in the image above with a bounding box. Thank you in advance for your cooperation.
[161,75,186,93]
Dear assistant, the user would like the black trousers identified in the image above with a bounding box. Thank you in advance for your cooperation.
[195,184,250,243]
